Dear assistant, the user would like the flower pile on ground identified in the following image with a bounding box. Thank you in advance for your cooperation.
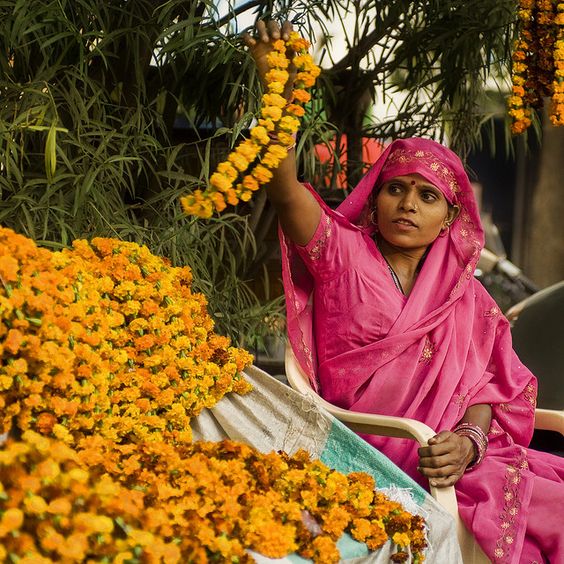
[0,227,427,563]
[0,227,252,446]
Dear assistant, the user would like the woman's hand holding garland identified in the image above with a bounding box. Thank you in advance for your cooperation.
[181,21,320,218]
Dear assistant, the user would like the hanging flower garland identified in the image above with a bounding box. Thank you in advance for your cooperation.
[181,32,321,218]
[551,2,564,124]
[509,0,564,133]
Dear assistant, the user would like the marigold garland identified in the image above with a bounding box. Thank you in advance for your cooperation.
[0,227,427,563]
[181,32,321,218]
[551,2,564,125]
[509,0,564,133]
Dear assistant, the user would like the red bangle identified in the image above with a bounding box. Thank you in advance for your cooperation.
[452,422,488,471]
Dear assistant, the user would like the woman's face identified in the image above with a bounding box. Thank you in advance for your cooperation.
[375,173,457,253]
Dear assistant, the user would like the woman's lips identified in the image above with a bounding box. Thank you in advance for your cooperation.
[392,218,418,229]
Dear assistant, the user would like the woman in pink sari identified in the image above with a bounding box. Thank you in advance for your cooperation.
[245,21,564,563]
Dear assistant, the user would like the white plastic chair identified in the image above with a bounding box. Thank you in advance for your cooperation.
[285,344,564,563]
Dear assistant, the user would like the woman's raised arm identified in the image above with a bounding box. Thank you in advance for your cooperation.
[243,20,321,246]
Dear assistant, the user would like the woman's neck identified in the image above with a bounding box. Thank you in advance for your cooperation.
[376,237,428,295]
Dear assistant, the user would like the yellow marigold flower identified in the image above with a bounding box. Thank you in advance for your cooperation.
[240,190,253,202]
[209,172,233,193]
[212,192,227,212]
[288,32,310,51]
[311,535,340,564]
[266,52,289,69]
[258,117,276,131]
[252,165,273,184]
[0,375,12,391]
[512,85,525,97]
[277,132,295,147]
[279,115,301,133]
[292,89,311,103]
[68,467,89,484]
[47,497,72,515]
[24,495,48,514]
[512,62,527,73]
[238,139,261,161]
[129,529,155,546]
[268,81,285,94]
[250,125,270,146]
[286,103,305,117]
[217,161,238,182]
[242,175,260,192]
[261,153,282,169]
[268,144,289,159]
[513,75,526,86]
[262,93,287,108]
[512,50,526,62]
[0,255,19,282]
[114,552,135,564]
[392,532,411,547]
[272,39,286,52]
[0,508,24,533]
[228,151,250,172]
[266,69,289,84]
[261,105,283,121]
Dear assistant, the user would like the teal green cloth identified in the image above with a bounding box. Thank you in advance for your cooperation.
[321,419,427,505]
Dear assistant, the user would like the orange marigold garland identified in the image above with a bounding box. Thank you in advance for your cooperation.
[551,2,564,124]
[181,32,321,218]
[509,0,564,133]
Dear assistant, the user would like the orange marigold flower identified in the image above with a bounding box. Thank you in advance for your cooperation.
[252,165,273,184]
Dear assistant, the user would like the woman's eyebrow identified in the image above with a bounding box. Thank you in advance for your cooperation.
[392,177,440,192]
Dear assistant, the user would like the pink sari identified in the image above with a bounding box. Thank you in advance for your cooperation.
[281,138,564,563]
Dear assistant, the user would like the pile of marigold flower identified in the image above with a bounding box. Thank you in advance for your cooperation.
[181,32,321,218]
[509,0,564,133]
[0,227,427,563]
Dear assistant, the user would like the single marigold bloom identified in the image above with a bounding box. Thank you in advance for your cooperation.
[209,172,233,193]
[252,165,274,184]
[261,105,283,121]
[262,93,287,108]
[250,125,270,146]
[265,69,290,85]
[242,175,260,192]
[228,151,250,172]
[292,89,311,103]
[266,52,290,69]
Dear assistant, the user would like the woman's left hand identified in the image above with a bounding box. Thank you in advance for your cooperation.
[417,431,475,487]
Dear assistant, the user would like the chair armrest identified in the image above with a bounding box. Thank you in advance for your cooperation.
[322,401,461,517]
[534,408,564,435]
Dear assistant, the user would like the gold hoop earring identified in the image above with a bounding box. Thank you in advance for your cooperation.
[370,209,379,229]
[439,223,450,237]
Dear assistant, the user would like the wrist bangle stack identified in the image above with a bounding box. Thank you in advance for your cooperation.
[452,422,488,472]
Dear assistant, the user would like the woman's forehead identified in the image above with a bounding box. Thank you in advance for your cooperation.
[384,173,439,190]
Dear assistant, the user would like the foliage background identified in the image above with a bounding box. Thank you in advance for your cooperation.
[0,0,517,346]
